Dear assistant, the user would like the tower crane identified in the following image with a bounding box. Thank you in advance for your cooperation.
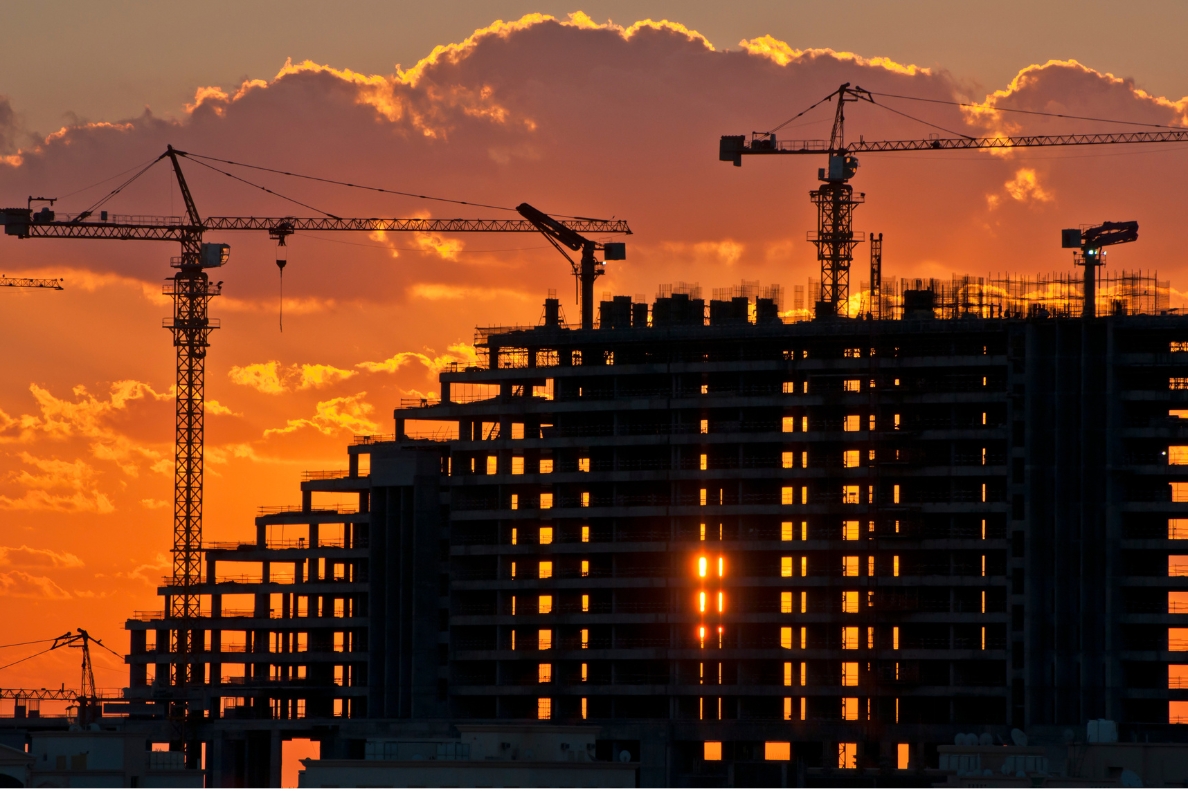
[0,628,122,726]
[720,82,1188,318]
[516,202,626,329]
[0,146,630,755]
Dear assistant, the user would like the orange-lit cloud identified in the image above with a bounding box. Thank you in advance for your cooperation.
[0,545,84,569]
[3,13,1188,691]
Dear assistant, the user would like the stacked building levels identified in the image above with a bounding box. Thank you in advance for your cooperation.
[123,284,1188,785]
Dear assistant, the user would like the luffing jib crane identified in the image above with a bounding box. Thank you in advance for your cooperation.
[516,202,627,329]
[720,82,1188,319]
[0,146,630,761]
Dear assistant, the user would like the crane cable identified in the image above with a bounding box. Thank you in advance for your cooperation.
[867,90,1187,131]
[181,155,340,219]
[180,150,520,213]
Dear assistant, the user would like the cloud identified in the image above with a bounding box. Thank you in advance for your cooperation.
[738,36,928,76]
[0,570,72,600]
[357,343,478,375]
[1003,168,1053,203]
[119,553,171,585]
[0,545,84,569]
[407,283,531,301]
[263,393,379,437]
[298,364,357,390]
[228,361,285,394]
[228,361,357,394]
[139,498,169,510]
[0,453,115,513]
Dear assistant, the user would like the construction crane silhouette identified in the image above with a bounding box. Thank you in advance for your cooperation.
[720,82,1188,318]
[0,146,630,760]
[516,202,626,330]
[0,275,64,290]
[0,628,122,726]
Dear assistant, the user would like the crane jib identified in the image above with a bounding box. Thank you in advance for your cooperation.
[724,129,1188,157]
[0,211,631,239]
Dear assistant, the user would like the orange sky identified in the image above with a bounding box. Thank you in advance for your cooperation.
[2,12,1188,692]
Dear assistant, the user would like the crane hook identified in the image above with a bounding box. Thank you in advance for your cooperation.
[276,237,287,332]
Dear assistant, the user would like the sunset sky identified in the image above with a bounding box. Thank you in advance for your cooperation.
[2,1,1188,692]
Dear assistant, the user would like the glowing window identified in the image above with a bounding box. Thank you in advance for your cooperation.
[843,379,860,393]
[1171,592,1188,613]
[578,457,590,472]
[1172,447,1188,465]
[704,742,722,761]
[781,557,793,577]
[893,555,900,577]
[580,491,590,507]
[841,699,859,723]
[781,592,793,614]
[486,456,498,475]
[1172,519,1188,539]
[1173,701,1188,724]
[510,561,516,579]
[843,485,860,504]
[1173,342,1188,352]
[843,450,860,468]
[699,488,707,506]
[782,451,794,469]
[842,626,859,649]
[842,591,858,613]
[801,416,809,432]
[843,415,861,432]
[801,557,808,576]
[581,594,589,613]
[539,527,553,545]
[801,591,807,613]
[1171,628,1188,651]
[539,561,552,579]
[780,627,792,649]
[842,520,859,540]
[893,626,900,650]
[783,662,793,686]
[842,557,859,577]
[537,697,551,720]
[765,742,791,761]
[897,744,909,770]
[782,381,795,394]
[781,521,794,541]
[580,629,588,648]
[511,456,524,475]
[1172,410,1188,420]
[538,630,552,650]
[893,484,901,504]
[781,487,794,505]
[700,454,708,471]
[581,663,588,681]
[700,419,709,434]
[510,423,525,440]
[539,459,553,474]
[842,661,859,687]
[1171,556,1188,577]
[844,348,861,358]
[1171,665,1188,689]
[581,560,589,577]
[511,494,519,510]
[782,416,795,433]
[538,663,552,683]
[538,595,552,614]
[540,493,554,509]
[511,528,517,545]
[783,697,792,720]
[1172,378,1188,390]
[701,383,708,394]
[581,525,590,543]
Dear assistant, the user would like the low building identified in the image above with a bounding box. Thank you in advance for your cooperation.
[27,730,203,788]
[298,724,635,787]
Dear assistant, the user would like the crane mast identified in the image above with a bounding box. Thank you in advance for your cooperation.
[720,83,1188,318]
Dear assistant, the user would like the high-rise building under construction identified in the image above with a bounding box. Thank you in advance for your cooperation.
[120,278,1188,785]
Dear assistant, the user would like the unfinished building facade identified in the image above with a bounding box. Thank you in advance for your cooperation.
[122,282,1188,785]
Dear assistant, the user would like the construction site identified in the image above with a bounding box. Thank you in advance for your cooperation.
[3,83,1188,787]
